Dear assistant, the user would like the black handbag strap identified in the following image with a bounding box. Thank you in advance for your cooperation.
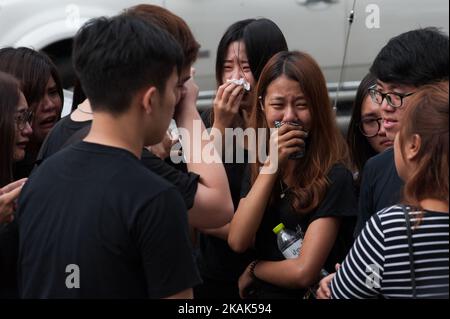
[401,204,417,298]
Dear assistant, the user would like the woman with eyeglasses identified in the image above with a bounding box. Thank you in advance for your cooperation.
[0,71,31,220]
[0,71,31,297]
[327,81,449,299]
[346,73,393,188]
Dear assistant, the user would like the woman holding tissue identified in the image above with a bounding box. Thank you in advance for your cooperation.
[206,18,288,131]
[227,51,357,299]
[195,18,288,299]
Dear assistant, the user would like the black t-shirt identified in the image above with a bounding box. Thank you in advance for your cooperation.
[13,149,36,179]
[195,109,256,282]
[0,221,19,298]
[240,164,358,298]
[141,148,199,210]
[196,153,257,282]
[36,115,92,163]
[17,142,201,298]
[355,148,403,236]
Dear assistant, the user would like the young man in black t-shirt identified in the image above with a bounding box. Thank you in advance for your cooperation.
[34,5,233,231]
[17,14,201,298]
[355,27,449,236]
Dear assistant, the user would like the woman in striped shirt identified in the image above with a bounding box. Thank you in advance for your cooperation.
[325,82,449,299]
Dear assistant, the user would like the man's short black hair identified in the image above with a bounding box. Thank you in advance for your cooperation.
[73,14,183,114]
[370,27,449,87]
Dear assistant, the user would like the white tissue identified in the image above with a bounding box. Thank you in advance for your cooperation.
[226,77,251,91]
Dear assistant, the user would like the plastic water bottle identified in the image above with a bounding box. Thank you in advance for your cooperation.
[272,223,303,259]
[273,223,329,299]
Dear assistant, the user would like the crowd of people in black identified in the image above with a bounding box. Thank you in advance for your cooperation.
[0,4,448,299]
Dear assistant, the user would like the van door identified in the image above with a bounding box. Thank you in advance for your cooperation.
[166,0,348,93]
[345,0,450,84]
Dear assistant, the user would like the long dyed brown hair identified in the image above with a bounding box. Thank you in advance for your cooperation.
[399,81,449,213]
[250,51,349,214]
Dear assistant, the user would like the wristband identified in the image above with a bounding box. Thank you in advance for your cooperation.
[249,260,259,279]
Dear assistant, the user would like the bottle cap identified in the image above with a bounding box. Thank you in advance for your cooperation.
[272,223,285,234]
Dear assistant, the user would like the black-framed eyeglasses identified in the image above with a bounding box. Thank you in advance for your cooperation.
[359,117,383,137]
[368,85,414,108]
[15,109,33,131]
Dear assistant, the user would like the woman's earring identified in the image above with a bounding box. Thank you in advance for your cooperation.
[258,96,264,111]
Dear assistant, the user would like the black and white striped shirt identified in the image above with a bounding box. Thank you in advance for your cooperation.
[331,205,449,299]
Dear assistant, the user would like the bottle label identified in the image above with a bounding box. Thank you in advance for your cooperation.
[282,239,302,259]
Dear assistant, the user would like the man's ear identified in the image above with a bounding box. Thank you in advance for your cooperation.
[141,86,158,115]
[406,133,422,161]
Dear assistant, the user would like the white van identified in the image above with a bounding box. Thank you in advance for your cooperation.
[0,0,448,114]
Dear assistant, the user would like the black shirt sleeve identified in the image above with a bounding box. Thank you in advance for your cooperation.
[140,149,199,210]
[133,187,201,298]
[310,165,358,223]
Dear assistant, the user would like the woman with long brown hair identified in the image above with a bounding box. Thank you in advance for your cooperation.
[329,81,449,299]
[228,51,357,298]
